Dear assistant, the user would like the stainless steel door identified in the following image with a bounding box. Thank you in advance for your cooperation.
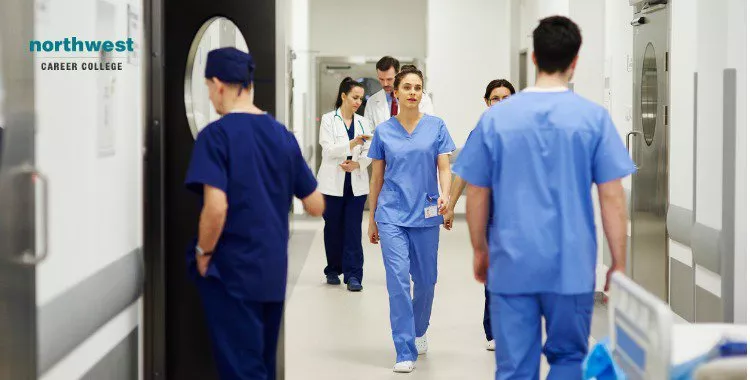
[630,2,670,301]
[0,0,38,377]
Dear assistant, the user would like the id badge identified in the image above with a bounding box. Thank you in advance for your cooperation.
[424,205,438,218]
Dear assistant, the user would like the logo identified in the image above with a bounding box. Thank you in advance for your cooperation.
[32,37,135,71]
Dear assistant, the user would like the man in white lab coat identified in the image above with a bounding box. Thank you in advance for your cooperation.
[364,56,434,128]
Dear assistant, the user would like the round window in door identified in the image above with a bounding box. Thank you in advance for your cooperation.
[184,16,249,139]
[640,43,658,146]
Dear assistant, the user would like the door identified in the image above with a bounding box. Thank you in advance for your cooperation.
[147,1,277,379]
[629,1,670,301]
[0,0,37,378]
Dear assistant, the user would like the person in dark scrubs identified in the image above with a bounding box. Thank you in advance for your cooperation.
[184,47,325,380]
[443,78,516,352]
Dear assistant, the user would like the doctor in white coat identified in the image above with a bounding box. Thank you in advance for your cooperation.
[364,56,434,128]
[317,77,373,291]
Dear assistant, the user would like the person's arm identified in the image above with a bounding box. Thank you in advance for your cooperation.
[319,114,362,159]
[441,174,467,230]
[301,191,325,217]
[437,154,452,212]
[291,132,325,217]
[598,179,628,291]
[197,185,227,253]
[368,159,385,244]
[355,121,373,174]
[466,184,491,283]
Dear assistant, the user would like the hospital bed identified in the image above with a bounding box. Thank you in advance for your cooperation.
[596,272,746,379]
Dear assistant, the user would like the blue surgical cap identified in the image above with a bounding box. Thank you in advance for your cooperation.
[204,47,255,87]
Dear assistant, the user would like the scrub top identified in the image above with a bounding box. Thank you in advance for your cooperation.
[185,113,318,302]
[368,114,456,227]
[453,88,635,295]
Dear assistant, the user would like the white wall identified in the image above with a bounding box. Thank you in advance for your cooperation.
[291,0,310,214]
[518,0,569,86]
[426,0,512,148]
[309,0,427,58]
[33,0,143,376]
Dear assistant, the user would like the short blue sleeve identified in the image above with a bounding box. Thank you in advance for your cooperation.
[289,133,318,199]
[367,127,385,160]
[438,120,456,155]
[452,121,492,188]
[593,112,637,184]
[185,126,228,194]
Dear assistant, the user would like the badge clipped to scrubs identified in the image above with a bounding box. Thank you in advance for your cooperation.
[424,194,439,219]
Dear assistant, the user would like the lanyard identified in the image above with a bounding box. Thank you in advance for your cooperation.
[334,109,365,135]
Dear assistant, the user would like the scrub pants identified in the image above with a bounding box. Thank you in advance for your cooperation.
[489,292,594,380]
[197,277,283,380]
[322,174,367,283]
[378,223,440,362]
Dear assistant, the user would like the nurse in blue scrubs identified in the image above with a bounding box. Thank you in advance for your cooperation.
[367,65,455,373]
[453,17,632,380]
[184,47,325,380]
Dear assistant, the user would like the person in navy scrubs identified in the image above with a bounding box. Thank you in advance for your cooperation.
[185,47,325,380]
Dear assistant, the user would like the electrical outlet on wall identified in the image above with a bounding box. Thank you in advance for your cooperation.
[626,54,633,72]
[625,105,632,121]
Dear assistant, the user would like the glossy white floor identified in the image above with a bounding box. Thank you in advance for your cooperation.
[286,214,599,379]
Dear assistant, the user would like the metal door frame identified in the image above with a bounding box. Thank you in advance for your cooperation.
[0,0,38,378]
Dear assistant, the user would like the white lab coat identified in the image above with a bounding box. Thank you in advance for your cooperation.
[316,109,373,197]
[363,89,435,129]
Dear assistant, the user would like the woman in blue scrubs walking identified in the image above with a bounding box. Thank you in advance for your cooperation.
[367,65,456,373]
[317,77,372,291]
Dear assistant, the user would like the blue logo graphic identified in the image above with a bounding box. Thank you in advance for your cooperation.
[30,37,135,53]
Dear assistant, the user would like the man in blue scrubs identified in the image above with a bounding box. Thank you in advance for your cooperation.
[453,17,633,379]
[185,47,325,380]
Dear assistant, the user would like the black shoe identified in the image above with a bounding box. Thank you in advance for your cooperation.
[347,278,363,292]
[326,274,341,285]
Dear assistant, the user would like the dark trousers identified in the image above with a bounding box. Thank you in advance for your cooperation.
[483,286,493,341]
[197,277,283,380]
[322,178,367,283]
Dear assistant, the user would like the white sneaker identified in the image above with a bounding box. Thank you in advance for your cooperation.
[393,361,415,373]
[486,339,496,351]
[416,335,428,355]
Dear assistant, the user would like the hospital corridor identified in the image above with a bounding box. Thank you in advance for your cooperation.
[0,0,747,379]
[285,214,607,379]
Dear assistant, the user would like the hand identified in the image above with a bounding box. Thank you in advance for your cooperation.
[368,220,380,244]
[196,254,212,277]
[443,207,455,230]
[437,196,449,214]
[473,249,489,284]
[339,160,360,173]
[604,263,626,292]
[351,135,366,146]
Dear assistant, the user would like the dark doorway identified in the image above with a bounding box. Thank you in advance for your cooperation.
[144,0,277,379]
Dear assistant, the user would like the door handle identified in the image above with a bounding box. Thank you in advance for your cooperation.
[626,131,642,170]
[10,165,50,265]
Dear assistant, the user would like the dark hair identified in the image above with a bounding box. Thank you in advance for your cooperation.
[394,65,423,91]
[484,79,516,100]
[334,77,365,109]
[376,56,400,73]
[533,16,582,74]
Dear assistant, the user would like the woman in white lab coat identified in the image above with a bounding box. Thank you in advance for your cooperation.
[317,77,373,291]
